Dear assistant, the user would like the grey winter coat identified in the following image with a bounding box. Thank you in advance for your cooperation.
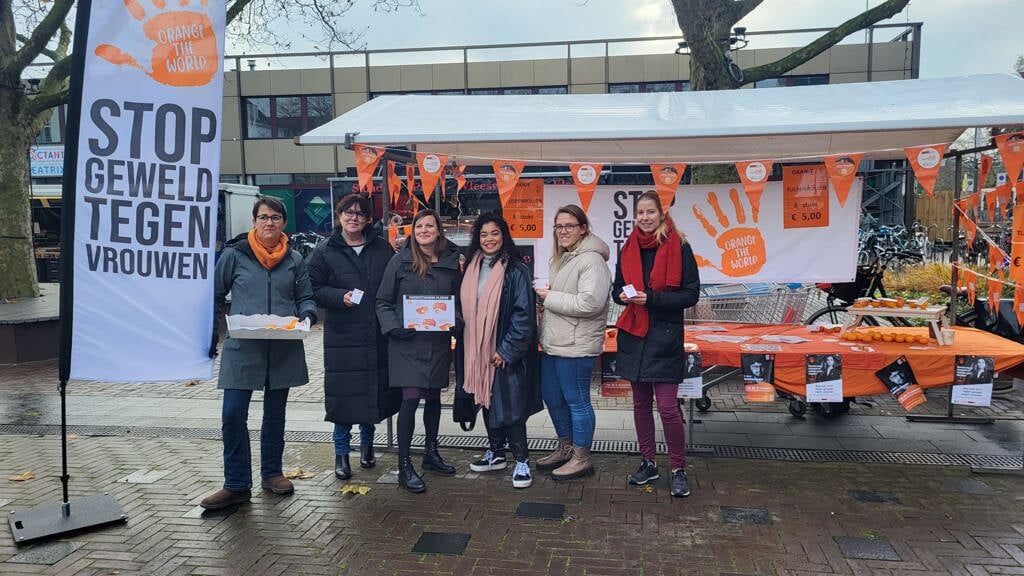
[376,240,463,389]
[214,236,318,391]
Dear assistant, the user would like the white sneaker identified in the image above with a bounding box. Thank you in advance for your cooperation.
[512,460,532,489]
[470,449,507,472]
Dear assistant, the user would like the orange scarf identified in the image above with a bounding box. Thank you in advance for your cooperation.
[248,228,289,270]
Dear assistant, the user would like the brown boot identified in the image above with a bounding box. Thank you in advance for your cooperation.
[261,475,294,495]
[536,438,573,471]
[199,488,251,510]
[551,446,594,481]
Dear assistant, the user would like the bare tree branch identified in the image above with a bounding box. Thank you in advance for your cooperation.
[22,87,68,122]
[8,0,74,76]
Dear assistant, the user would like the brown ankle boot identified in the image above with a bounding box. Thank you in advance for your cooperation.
[261,475,294,495]
[199,488,251,510]
[536,438,573,471]
[551,446,594,481]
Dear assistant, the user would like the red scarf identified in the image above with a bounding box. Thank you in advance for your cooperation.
[616,220,682,337]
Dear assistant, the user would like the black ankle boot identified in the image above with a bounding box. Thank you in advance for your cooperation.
[398,457,426,493]
[334,455,351,480]
[422,441,456,476]
[360,444,376,469]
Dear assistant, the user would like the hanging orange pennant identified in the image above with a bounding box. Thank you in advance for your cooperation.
[989,243,1005,274]
[961,268,977,306]
[493,160,525,209]
[354,145,384,193]
[823,153,863,207]
[993,183,1013,222]
[978,155,994,190]
[905,144,947,198]
[416,153,447,203]
[453,164,467,192]
[406,161,416,197]
[386,161,402,208]
[649,163,687,210]
[736,160,773,221]
[570,163,602,212]
[963,218,977,249]
[989,278,1003,315]
[995,131,1024,183]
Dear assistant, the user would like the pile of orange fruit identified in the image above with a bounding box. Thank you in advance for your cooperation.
[850,297,930,309]
[840,330,930,344]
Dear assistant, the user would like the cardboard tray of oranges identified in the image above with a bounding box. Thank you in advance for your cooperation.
[226,314,311,340]
[840,329,933,346]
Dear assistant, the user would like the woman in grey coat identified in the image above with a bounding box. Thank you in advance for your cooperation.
[200,197,317,511]
[376,209,463,493]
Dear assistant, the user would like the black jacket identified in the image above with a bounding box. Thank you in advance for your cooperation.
[612,240,700,382]
[376,240,463,389]
[307,231,400,425]
[456,257,542,428]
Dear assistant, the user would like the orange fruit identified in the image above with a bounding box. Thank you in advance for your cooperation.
[871,332,882,341]
[916,335,928,344]
[895,297,906,307]
[882,334,894,342]
[894,334,905,343]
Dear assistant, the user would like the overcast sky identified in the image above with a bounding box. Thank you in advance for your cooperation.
[231,0,1024,78]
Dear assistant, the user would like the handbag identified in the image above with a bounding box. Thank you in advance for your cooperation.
[452,380,479,432]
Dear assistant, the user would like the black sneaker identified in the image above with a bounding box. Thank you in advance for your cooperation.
[627,459,659,485]
[512,460,532,489]
[470,449,507,472]
[670,469,690,497]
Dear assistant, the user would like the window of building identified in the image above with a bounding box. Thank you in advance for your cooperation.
[371,86,568,98]
[608,81,690,93]
[243,95,334,139]
[753,74,829,88]
[35,105,66,144]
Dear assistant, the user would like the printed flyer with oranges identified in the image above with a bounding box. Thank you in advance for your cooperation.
[403,295,455,331]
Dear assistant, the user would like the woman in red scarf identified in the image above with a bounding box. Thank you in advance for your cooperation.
[612,191,700,498]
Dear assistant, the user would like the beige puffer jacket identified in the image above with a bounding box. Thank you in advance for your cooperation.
[540,233,612,357]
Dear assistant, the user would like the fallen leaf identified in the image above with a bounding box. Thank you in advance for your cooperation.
[340,484,371,495]
[642,485,655,494]
[283,467,316,480]
[8,471,34,482]
[184,380,198,387]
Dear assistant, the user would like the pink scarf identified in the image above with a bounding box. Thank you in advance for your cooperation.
[460,253,506,408]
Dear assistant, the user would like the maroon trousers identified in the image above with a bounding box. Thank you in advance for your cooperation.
[630,381,687,470]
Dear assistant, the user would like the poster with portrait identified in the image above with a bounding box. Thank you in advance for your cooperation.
[677,352,703,399]
[951,355,995,406]
[805,354,843,403]
[742,353,776,403]
[875,356,926,411]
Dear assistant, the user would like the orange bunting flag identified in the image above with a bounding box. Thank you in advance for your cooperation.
[386,161,402,207]
[963,218,977,248]
[989,243,1005,274]
[453,164,467,192]
[995,131,1024,183]
[493,160,525,209]
[978,154,994,190]
[961,268,977,306]
[905,144,947,198]
[823,153,863,207]
[989,278,1003,316]
[416,153,447,203]
[570,163,603,212]
[990,184,1013,222]
[354,145,384,193]
[1011,204,1024,286]
[406,164,418,216]
[649,163,687,210]
[736,160,773,221]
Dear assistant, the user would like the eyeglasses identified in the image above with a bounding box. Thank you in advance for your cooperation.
[553,224,580,232]
[342,210,369,220]
[256,214,283,223]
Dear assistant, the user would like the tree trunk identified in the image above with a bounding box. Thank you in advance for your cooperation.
[0,87,41,299]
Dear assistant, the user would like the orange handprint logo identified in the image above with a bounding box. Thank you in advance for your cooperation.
[691,187,767,277]
[96,0,218,87]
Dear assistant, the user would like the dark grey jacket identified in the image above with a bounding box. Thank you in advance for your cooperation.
[215,236,317,391]
[376,241,463,389]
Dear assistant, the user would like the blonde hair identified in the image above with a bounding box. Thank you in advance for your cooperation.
[410,210,446,278]
[636,191,686,244]
[549,204,589,274]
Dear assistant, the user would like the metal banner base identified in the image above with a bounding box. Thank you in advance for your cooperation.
[8,493,127,545]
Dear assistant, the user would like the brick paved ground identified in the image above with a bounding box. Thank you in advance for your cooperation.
[1,433,1023,575]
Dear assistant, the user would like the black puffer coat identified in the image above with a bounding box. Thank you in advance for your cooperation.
[307,231,400,424]
[456,258,542,428]
[612,241,700,383]
[376,240,463,389]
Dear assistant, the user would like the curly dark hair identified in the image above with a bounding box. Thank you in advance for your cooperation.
[465,212,522,265]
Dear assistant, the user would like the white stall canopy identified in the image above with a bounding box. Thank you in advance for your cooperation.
[298,74,1024,163]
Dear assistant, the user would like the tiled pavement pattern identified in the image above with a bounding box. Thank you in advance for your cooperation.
[2,433,1024,575]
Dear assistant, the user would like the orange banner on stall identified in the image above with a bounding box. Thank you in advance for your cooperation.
[1011,206,1024,285]
[570,163,602,212]
[386,161,402,207]
[493,160,525,209]
[823,153,862,207]
[995,131,1024,182]
[782,165,830,229]
[416,153,447,203]
[905,144,946,198]
[649,163,686,210]
[736,160,773,221]
[503,179,545,239]
[979,154,994,189]
[1015,286,1024,327]
[354,145,384,193]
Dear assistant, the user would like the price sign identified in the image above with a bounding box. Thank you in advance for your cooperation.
[504,179,544,238]
[783,165,830,229]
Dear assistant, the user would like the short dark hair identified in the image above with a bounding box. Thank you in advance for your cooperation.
[336,193,371,216]
[253,196,287,221]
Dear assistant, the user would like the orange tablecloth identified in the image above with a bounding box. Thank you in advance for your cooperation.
[603,324,1024,398]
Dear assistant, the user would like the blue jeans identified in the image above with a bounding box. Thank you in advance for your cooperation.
[222,387,289,491]
[333,423,375,456]
[540,354,597,448]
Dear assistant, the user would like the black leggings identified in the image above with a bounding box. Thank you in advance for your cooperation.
[398,388,442,460]
[483,408,529,462]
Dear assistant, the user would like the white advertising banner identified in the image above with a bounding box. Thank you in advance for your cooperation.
[71,1,225,380]
[535,174,861,284]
